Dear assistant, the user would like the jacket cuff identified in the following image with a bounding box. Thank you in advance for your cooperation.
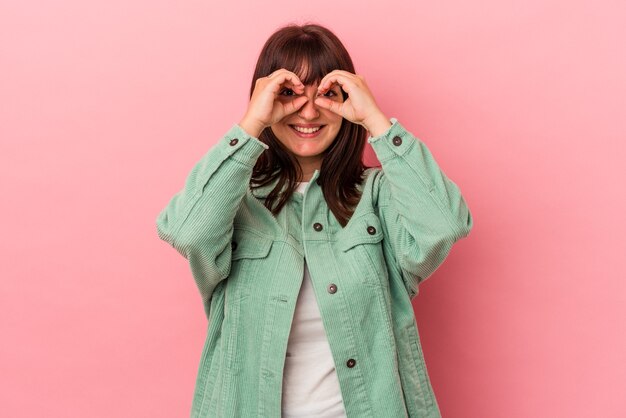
[367,118,413,163]
[219,123,269,166]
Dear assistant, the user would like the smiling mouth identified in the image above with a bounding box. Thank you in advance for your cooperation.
[289,125,326,134]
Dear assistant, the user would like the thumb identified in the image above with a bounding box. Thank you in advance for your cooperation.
[314,96,331,110]
[314,97,341,116]
[284,96,309,115]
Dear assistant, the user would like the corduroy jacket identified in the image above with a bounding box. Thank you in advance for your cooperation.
[156,117,473,417]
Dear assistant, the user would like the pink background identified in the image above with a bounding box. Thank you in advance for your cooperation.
[2,1,625,417]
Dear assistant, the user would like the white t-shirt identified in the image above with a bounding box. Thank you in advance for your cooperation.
[281,181,348,418]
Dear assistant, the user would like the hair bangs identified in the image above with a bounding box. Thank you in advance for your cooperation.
[273,38,341,86]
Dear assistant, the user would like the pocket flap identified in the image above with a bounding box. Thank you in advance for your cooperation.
[231,229,273,260]
[338,213,384,252]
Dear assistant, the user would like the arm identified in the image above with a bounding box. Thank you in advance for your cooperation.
[370,118,473,298]
[156,123,268,309]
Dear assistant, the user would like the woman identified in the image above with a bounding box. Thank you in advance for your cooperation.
[156,23,472,418]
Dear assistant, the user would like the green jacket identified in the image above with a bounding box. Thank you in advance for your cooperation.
[156,118,473,417]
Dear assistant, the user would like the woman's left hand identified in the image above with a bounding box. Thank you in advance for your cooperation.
[314,70,392,136]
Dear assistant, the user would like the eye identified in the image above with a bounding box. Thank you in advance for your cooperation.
[324,90,336,97]
[280,88,296,96]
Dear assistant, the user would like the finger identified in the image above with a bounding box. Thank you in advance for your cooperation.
[318,72,355,95]
[267,68,297,78]
[270,69,304,86]
[289,80,305,93]
[270,71,305,94]
[318,69,352,86]
[314,97,343,117]
[282,72,305,90]
[283,96,309,115]
[279,82,305,95]
[318,70,355,86]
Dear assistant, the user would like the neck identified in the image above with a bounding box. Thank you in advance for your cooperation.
[300,171,314,182]
[297,158,321,182]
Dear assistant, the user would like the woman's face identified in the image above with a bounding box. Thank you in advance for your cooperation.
[270,82,344,174]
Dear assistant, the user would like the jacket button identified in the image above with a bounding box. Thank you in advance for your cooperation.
[229,138,239,146]
[231,241,237,251]
[346,359,356,368]
[313,222,323,231]
[366,226,376,235]
[392,136,402,146]
[327,283,337,294]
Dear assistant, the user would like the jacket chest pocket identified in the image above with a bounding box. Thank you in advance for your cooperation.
[228,229,274,297]
[338,213,389,288]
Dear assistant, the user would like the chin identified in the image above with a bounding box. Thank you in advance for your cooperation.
[289,147,325,158]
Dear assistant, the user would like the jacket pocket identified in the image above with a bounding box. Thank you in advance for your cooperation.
[231,228,273,261]
[227,229,274,300]
[338,212,389,288]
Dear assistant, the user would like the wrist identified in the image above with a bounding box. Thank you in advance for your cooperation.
[363,112,392,137]
[238,117,265,139]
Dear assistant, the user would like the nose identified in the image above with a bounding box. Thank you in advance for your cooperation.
[297,90,320,120]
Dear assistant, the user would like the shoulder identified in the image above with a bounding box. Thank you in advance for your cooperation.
[358,167,392,210]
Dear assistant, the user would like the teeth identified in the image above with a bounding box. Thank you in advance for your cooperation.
[293,126,321,134]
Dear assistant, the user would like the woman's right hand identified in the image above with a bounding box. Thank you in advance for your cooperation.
[238,69,309,138]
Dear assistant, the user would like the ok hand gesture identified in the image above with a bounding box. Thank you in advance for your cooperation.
[239,69,309,138]
[314,70,392,137]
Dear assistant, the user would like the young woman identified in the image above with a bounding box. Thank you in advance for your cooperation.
[156,23,472,418]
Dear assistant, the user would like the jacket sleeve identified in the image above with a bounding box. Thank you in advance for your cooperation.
[156,123,268,311]
[369,118,473,299]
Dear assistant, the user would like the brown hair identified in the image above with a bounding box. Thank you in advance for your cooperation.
[249,23,374,227]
